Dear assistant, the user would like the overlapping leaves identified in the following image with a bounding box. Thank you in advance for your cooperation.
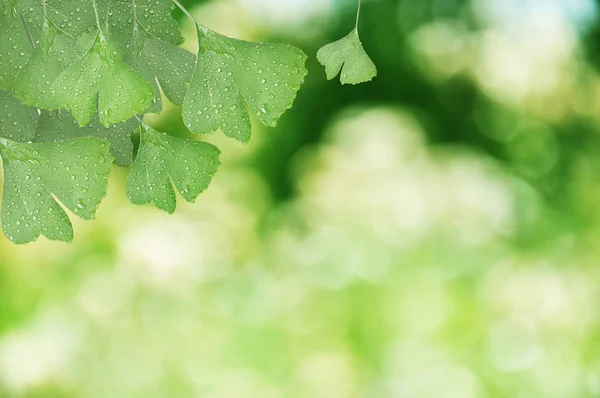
[0,0,309,244]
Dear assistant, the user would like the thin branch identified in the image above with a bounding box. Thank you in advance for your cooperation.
[91,0,105,38]
[171,0,200,26]
[355,0,362,29]
[42,0,47,23]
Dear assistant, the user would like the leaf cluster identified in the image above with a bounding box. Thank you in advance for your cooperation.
[0,0,375,244]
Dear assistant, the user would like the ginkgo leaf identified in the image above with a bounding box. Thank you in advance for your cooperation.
[12,23,84,110]
[183,25,307,143]
[317,28,377,85]
[0,7,34,90]
[127,28,196,107]
[51,31,154,127]
[0,136,113,244]
[126,124,220,214]
[35,111,138,167]
[98,58,154,124]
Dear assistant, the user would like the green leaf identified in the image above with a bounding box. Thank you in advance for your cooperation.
[35,111,138,167]
[126,124,220,214]
[128,28,196,107]
[0,136,113,244]
[0,6,34,90]
[317,28,377,85]
[183,26,307,143]
[51,32,154,127]
[12,24,83,110]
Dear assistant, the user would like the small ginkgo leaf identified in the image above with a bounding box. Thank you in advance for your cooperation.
[0,136,113,244]
[126,124,220,214]
[183,25,307,143]
[317,28,377,85]
[51,31,154,127]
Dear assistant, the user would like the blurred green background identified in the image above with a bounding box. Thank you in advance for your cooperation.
[1,0,600,396]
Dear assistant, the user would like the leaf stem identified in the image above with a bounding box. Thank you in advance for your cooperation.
[42,0,47,23]
[355,0,362,29]
[171,0,199,25]
[132,0,138,30]
[91,0,105,39]
[134,115,146,129]
[171,0,210,42]
[19,14,35,49]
